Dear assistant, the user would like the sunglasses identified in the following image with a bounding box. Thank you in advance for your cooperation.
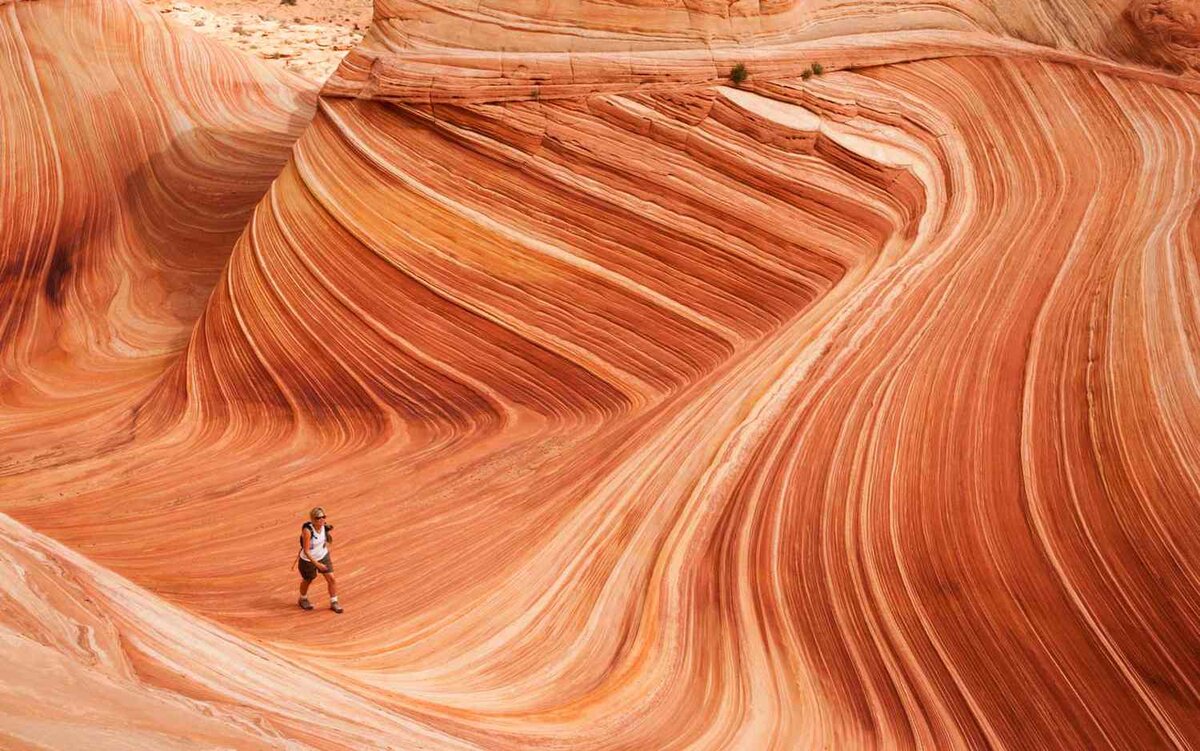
[314,515,326,520]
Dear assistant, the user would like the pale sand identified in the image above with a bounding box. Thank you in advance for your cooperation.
[142,0,373,82]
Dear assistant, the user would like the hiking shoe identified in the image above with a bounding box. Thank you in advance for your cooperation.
[330,601,344,614]
[298,597,313,611]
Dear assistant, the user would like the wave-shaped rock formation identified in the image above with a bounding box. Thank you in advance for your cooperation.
[3,0,1200,747]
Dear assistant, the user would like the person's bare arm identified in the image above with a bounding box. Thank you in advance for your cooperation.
[302,528,327,572]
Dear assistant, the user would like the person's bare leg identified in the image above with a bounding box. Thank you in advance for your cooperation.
[298,577,315,609]
[324,573,342,612]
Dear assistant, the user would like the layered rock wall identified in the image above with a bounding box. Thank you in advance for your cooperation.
[2,0,1199,748]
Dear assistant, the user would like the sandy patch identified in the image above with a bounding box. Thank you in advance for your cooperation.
[143,0,373,83]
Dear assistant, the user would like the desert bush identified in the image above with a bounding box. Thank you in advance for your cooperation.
[730,63,748,84]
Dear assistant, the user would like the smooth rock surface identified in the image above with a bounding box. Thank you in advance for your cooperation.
[3,0,1200,748]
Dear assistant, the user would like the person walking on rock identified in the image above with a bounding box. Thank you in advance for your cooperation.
[298,506,342,613]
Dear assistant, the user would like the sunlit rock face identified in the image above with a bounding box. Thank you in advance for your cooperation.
[3,0,1200,749]
[348,0,1173,61]
[0,0,316,466]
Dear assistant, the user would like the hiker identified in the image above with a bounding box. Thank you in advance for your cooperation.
[298,506,343,614]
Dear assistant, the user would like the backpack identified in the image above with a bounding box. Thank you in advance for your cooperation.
[292,521,334,568]
[298,521,333,546]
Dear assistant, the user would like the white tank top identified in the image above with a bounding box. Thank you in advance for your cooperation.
[302,524,328,562]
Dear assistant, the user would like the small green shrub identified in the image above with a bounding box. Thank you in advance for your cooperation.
[800,69,812,80]
[811,62,825,75]
[730,63,748,85]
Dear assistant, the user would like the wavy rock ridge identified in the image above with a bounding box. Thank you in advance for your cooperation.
[2,0,1200,748]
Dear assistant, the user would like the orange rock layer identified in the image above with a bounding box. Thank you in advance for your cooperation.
[2,0,1200,748]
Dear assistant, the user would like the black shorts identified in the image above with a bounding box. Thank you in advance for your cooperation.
[299,554,333,581]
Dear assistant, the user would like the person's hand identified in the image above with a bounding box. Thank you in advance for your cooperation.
[317,562,328,573]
